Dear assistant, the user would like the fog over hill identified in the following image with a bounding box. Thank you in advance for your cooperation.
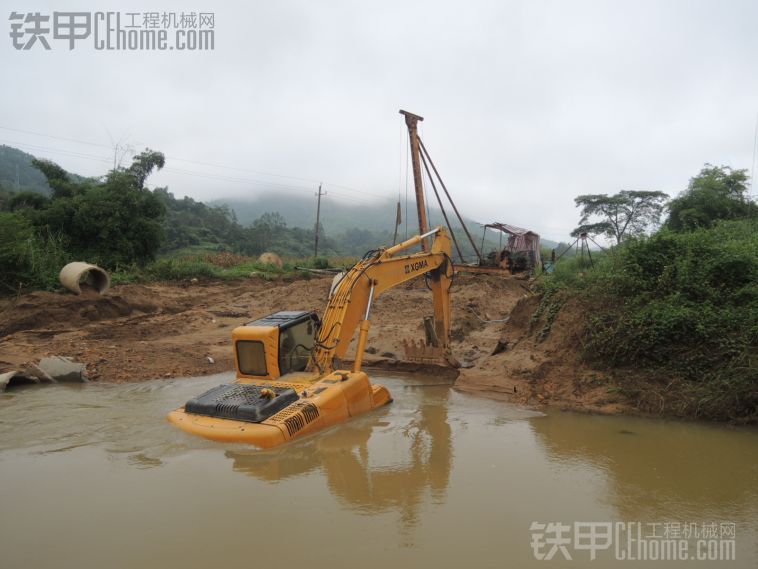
[0,145,90,194]
[0,145,60,194]
[0,143,563,256]
[215,192,561,250]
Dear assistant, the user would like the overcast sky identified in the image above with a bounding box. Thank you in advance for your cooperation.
[2,0,757,241]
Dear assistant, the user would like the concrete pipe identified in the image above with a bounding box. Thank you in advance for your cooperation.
[59,262,110,295]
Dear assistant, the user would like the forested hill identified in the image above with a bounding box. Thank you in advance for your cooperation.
[0,145,57,194]
[0,144,560,259]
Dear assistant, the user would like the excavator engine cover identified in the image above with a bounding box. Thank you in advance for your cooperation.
[184,383,299,423]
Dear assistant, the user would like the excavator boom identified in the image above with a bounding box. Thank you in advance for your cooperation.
[311,227,454,374]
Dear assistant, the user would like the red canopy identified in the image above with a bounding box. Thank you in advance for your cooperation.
[485,223,541,266]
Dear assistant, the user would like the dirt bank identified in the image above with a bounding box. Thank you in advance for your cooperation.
[0,274,632,414]
[455,294,630,414]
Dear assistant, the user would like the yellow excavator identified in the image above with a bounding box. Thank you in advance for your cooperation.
[167,226,457,448]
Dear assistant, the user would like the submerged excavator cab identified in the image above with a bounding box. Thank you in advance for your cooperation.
[233,311,320,380]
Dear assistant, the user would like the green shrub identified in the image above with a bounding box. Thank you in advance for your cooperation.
[23,229,70,290]
[0,213,70,291]
[145,257,221,280]
[109,255,315,284]
[0,212,33,291]
[312,256,330,269]
[543,219,757,421]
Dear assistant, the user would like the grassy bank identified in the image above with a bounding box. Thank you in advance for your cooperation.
[0,240,351,294]
[109,252,345,285]
[539,219,757,423]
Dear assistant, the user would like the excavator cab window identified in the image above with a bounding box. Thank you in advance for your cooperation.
[278,318,315,375]
[236,340,267,376]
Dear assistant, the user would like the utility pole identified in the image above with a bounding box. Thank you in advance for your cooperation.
[400,110,430,251]
[15,164,20,191]
[314,183,325,257]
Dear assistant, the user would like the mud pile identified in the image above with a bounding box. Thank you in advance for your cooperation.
[0,285,179,336]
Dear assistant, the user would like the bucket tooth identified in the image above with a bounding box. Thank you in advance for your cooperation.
[402,338,456,367]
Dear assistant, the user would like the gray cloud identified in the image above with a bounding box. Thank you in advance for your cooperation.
[2,0,757,240]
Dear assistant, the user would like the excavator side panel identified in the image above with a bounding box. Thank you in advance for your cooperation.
[259,371,391,443]
[339,371,375,415]
[168,371,392,448]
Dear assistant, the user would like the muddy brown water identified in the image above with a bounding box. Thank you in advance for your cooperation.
[0,372,756,568]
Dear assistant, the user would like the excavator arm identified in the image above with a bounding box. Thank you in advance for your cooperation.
[310,226,455,375]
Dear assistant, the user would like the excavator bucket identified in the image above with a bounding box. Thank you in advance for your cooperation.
[402,316,459,367]
[401,338,450,366]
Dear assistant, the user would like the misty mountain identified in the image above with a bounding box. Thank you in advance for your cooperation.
[218,194,416,233]
[0,145,56,194]
[0,145,90,195]
[215,193,560,251]
[0,143,560,258]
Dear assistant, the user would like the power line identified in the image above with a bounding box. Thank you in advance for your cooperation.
[0,124,387,199]
[0,138,378,205]
[0,139,112,164]
[0,125,111,149]
[404,126,410,240]
[1,127,563,235]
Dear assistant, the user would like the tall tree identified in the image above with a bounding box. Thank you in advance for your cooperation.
[34,149,166,267]
[31,159,80,199]
[126,148,165,189]
[252,212,287,251]
[572,190,668,244]
[667,164,753,231]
